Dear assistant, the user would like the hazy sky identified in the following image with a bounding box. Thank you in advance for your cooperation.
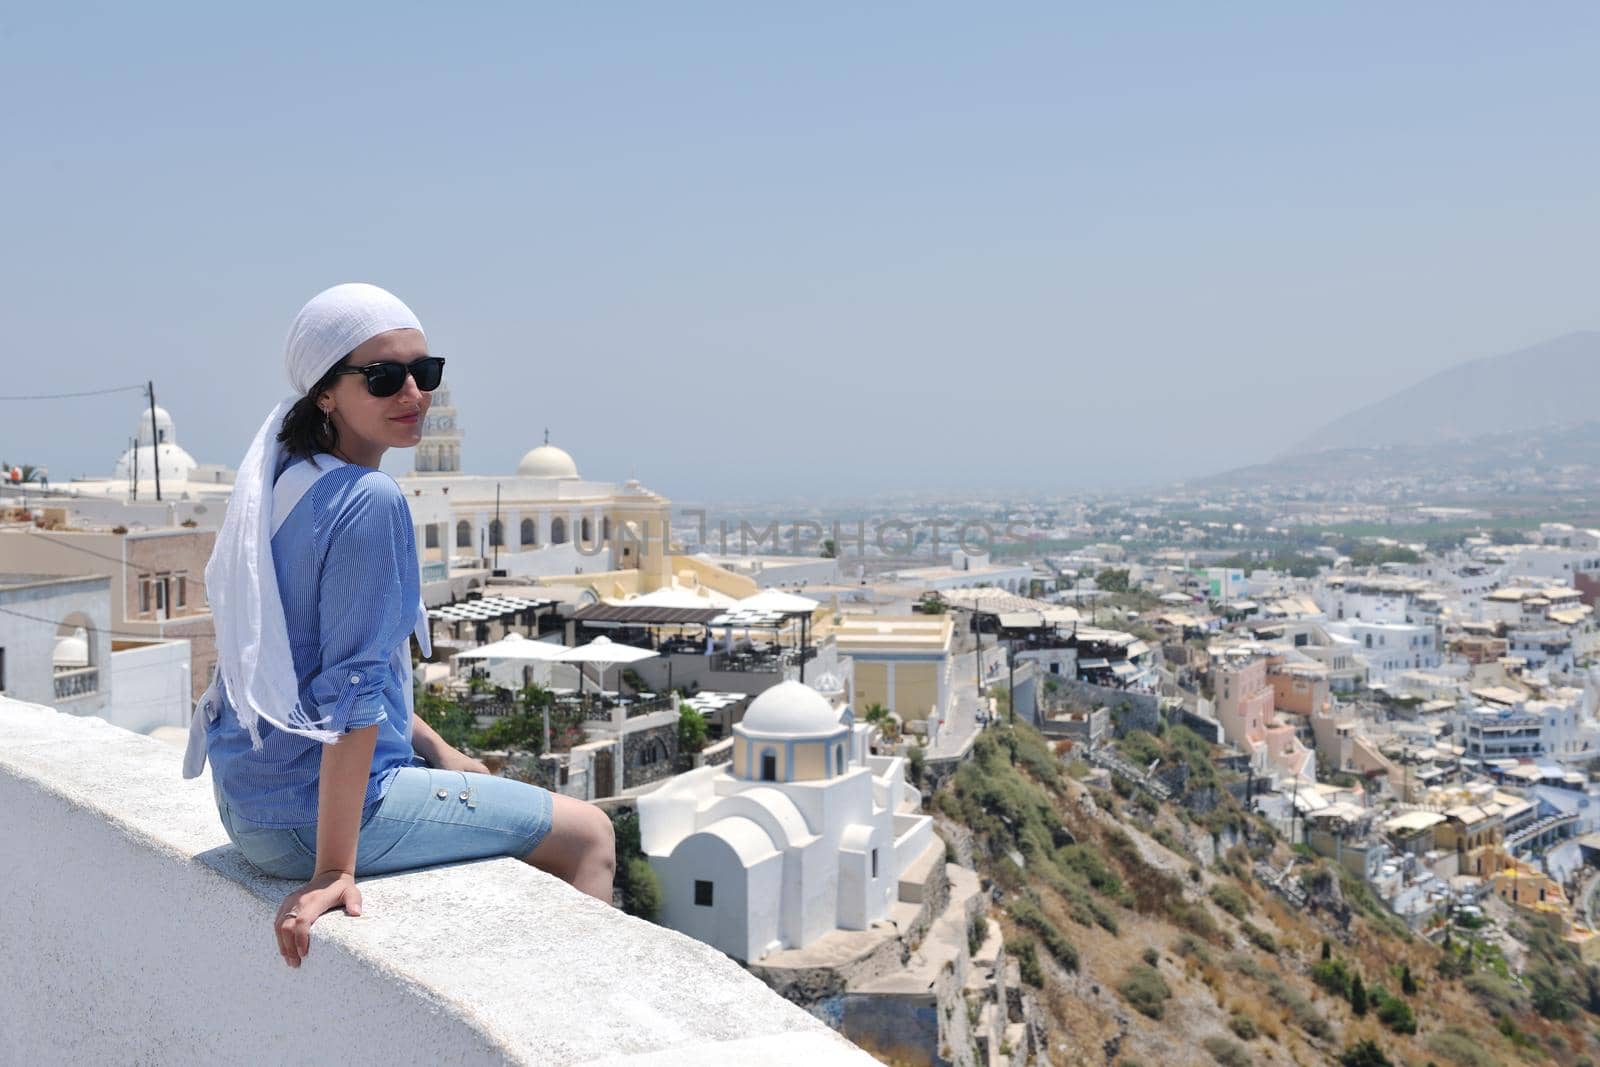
[3,4,1598,500]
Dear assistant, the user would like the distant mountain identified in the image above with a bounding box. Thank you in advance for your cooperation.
[1200,419,1600,493]
[1284,330,1600,457]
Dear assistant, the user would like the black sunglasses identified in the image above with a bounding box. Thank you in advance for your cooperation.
[333,356,446,398]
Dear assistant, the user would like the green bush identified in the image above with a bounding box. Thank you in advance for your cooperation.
[1059,843,1125,900]
[1170,899,1221,941]
[1209,883,1251,919]
[620,856,661,921]
[676,704,709,754]
[1201,1036,1251,1067]
[1338,1040,1394,1067]
[1312,956,1352,997]
[1173,934,1213,966]
[1462,970,1527,1016]
[1373,991,1416,1034]
[1239,921,1277,954]
[1426,1028,1496,1067]
[1118,963,1171,1019]
[967,911,988,958]
[1010,895,1079,972]
[1227,1013,1257,1040]
[1007,938,1043,987]
[610,809,662,920]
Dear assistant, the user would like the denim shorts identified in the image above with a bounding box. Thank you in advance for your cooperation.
[213,766,555,880]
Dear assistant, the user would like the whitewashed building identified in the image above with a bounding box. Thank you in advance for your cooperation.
[637,681,934,963]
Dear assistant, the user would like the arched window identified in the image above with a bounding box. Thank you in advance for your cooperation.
[550,517,567,544]
[52,614,99,700]
[521,518,536,546]
[456,520,472,548]
[489,519,503,547]
[760,750,777,782]
[580,516,593,543]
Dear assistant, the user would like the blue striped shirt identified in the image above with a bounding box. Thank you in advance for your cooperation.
[207,457,424,828]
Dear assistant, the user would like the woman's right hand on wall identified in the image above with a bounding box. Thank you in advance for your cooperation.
[273,870,364,968]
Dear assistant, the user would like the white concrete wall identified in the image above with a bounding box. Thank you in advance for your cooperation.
[0,697,874,1066]
[0,576,112,718]
[106,638,192,734]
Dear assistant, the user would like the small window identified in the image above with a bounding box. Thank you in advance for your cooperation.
[155,578,168,613]
[425,525,439,548]
[760,751,777,781]
[694,879,714,907]
[871,848,879,879]
[521,518,536,546]
[176,576,187,608]
[489,519,504,547]
[138,579,151,614]
[456,520,472,548]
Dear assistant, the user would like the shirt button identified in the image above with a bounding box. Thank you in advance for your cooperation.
[435,788,448,799]
[350,673,362,684]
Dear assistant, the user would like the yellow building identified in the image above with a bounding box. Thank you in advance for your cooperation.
[833,615,953,723]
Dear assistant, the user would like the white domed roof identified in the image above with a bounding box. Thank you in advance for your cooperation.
[53,628,88,669]
[116,404,198,482]
[113,442,198,484]
[135,405,176,447]
[738,680,845,738]
[517,443,579,478]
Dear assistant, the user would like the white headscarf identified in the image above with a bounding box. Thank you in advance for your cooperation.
[207,283,424,749]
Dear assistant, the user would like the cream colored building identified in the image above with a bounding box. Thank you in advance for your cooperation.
[832,614,954,723]
[401,409,673,598]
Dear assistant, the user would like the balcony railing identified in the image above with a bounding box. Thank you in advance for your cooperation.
[577,693,676,722]
[710,647,816,674]
[53,667,99,701]
[421,560,448,582]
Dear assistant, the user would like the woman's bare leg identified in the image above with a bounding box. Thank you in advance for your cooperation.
[523,793,616,903]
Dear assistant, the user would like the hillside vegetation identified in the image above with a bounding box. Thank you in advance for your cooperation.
[934,720,1600,1066]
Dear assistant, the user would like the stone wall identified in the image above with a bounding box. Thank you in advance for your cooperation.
[623,721,678,790]
[1040,678,1161,735]
[0,696,875,1066]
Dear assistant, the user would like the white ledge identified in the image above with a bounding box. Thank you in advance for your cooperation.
[0,697,874,1065]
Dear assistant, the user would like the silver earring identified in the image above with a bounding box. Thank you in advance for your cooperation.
[322,409,333,436]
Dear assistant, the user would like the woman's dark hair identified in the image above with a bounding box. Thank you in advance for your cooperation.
[276,358,348,461]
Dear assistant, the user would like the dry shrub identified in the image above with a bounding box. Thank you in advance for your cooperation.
[1201,1035,1251,1067]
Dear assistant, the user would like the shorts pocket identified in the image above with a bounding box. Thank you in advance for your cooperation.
[232,825,317,881]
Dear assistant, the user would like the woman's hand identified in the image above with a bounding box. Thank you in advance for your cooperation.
[435,748,490,776]
[274,871,363,968]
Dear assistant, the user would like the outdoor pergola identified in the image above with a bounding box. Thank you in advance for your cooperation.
[428,594,560,643]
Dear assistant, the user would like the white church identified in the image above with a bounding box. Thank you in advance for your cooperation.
[397,381,675,590]
[636,680,935,963]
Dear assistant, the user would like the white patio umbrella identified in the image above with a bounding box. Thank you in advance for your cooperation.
[616,586,738,609]
[452,633,568,662]
[554,635,659,697]
[731,589,820,614]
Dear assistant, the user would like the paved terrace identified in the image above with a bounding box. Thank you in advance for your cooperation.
[0,696,874,1065]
